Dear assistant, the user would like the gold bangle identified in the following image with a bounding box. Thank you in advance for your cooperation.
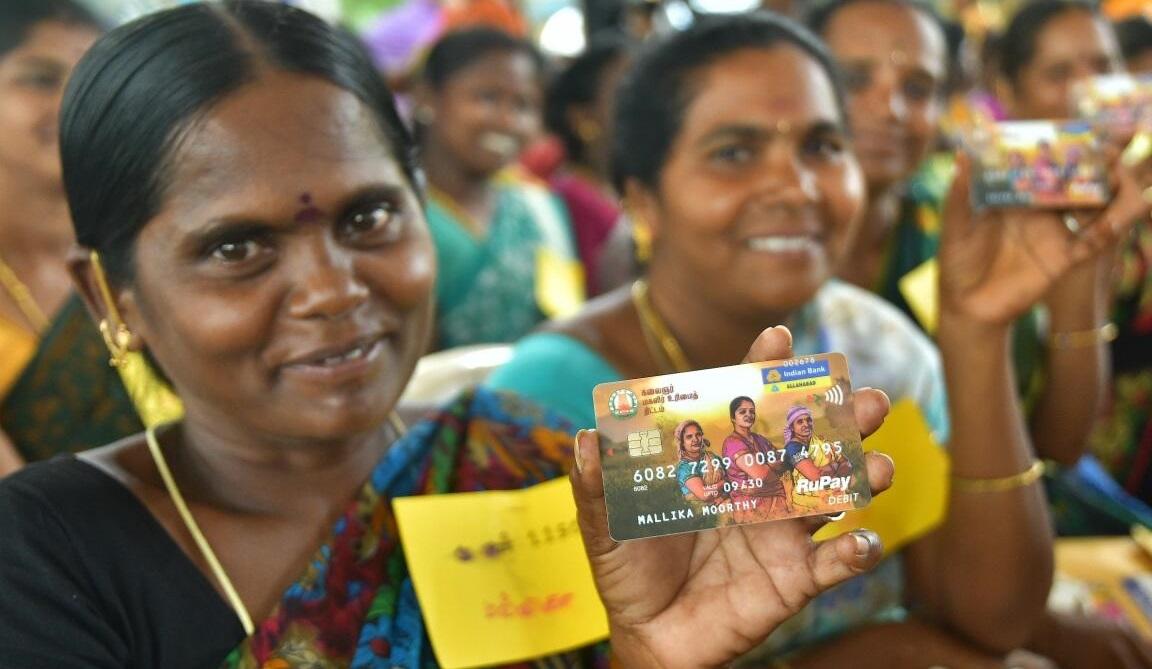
[951,460,1046,493]
[1049,322,1117,350]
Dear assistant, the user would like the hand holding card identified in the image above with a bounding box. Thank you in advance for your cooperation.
[592,351,869,540]
[938,149,1150,328]
[969,120,1110,210]
[1072,73,1152,137]
[569,326,896,669]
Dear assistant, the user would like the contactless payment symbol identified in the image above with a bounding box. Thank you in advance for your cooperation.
[608,388,640,419]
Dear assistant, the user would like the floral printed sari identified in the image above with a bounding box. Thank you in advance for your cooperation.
[219,387,610,669]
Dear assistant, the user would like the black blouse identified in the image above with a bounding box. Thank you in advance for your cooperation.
[0,457,243,668]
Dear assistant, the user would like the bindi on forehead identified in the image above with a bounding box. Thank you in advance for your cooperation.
[294,192,325,223]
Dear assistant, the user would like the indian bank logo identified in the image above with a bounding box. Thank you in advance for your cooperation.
[608,388,640,419]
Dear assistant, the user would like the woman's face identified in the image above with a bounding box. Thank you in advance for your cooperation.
[584,54,631,168]
[0,20,98,185]
[637,46,865,315]
[1007,9,1122,120]
[821,0,946,193]
[733,400,757,430]
[682,423,705,458]
[792,414,813,442]
[426,50,542,178]
[117,73,435,443]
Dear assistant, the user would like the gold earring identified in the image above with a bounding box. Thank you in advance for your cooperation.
[90,250,134,368]
[631,216,652,264]
[576,119,602,143]
[98,319,132,368]
[90,249,184,426]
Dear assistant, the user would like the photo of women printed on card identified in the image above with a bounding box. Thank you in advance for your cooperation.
[782,405,852,512]
[674,420,726,502]
[969,120,1109,208]
[722,396,791,520]
[592,354,870,541]
[1073,73,1152,135]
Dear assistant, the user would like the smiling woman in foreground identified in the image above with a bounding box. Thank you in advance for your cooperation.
[0,3,896,667]
[489,10,1149,666]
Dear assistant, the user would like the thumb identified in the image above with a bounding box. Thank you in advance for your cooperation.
[940,150,977,248]
[570,429,618,559]
[741,325,796,364]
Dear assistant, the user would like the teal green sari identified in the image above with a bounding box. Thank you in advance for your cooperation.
[428,171,581,349]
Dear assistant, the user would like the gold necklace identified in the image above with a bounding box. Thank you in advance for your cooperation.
[631,278,692,373]
[145,427,255,635]
[144,414,410,637]
[0,253,49,333]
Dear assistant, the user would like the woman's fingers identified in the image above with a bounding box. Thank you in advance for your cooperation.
[940,151,979,245]
[863,451,896,497]
[1121,129,1152,170]
[801,451,893,534]
[852,387,891,438]
[809,528,884,590]
[570,429,617,559]
[741,326,795,364]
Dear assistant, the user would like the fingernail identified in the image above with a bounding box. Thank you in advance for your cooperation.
[875,451,895,484]
[1122,132,1152,167]
[851,529,879,559]
[1142,186,1152,206]
[573,430,587,475]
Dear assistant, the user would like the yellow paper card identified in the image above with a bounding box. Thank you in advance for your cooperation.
[898,258,940,336]
[535,248,586,320]
[0,317,36,399]
[814,398,949,555]
[393,477,609,668]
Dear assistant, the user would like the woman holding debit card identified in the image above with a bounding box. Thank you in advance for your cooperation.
[0,3,897,667]
[491,11,1152,667]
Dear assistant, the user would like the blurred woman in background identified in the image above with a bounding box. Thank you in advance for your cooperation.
[414,28,584,349]
[490,10,1151,665]
[0,5,897,666]
[543,33,632,296]
[0,0,104,473]
[995,3,1152,664]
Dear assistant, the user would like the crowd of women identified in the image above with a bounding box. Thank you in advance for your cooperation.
[1,0,1151,666]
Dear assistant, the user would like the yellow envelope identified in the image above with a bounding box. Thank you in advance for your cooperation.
[814,398,949,555]
[393,477,609,668]
[535,248,585,320]
[898,258,940,336]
